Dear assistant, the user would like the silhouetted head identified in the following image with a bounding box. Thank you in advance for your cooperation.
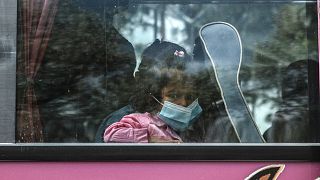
[281,59,313,100]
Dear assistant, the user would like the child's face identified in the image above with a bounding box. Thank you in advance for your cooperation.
[161,81,196,107]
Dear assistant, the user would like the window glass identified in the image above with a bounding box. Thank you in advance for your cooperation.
[16,0,318,143]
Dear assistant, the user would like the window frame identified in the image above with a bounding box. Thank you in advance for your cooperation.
[0,143,319,161]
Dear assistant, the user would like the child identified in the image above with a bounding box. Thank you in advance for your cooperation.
[103,40,202,143]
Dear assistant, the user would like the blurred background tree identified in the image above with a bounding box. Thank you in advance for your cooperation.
[17,0,315,142]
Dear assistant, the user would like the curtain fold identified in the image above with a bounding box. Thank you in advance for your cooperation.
[17,0,59,142]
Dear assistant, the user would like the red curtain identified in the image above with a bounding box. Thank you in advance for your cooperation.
[17,0,59,142]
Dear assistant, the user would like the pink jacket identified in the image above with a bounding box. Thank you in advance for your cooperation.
[104,113,182,143]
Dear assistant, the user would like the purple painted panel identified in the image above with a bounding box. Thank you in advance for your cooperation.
[0,162,319,180]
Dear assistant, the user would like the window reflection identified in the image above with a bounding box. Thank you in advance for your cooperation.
[16,0,317,143]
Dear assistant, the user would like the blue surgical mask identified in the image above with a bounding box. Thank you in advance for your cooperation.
[158,99,202,132]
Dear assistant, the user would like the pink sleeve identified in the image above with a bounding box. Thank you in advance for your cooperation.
[103,114,149,143]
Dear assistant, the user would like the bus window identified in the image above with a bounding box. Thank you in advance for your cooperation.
[13,0,319,143]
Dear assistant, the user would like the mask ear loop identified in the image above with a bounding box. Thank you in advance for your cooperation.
[149,93,164,106]
[211,94,222,115]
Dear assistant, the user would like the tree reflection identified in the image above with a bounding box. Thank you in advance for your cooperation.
[16,1,316,142]
[25,1,136,142]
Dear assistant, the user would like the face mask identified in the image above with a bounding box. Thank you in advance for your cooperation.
[158,99,202,132]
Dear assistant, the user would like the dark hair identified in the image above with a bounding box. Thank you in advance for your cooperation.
[131,40,192,113]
